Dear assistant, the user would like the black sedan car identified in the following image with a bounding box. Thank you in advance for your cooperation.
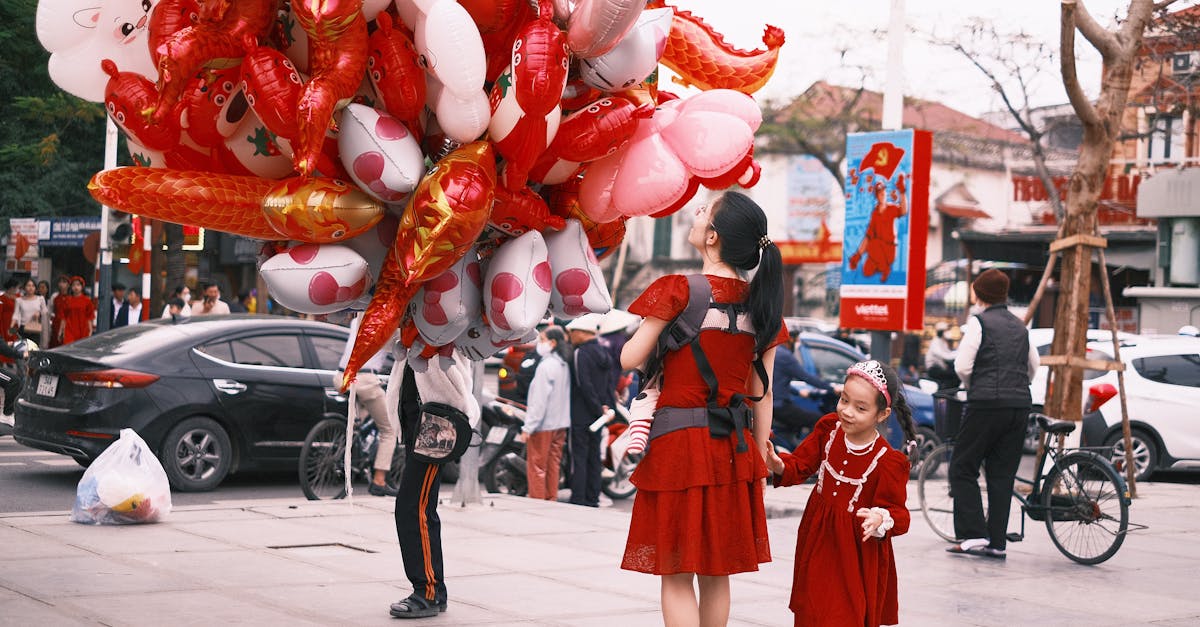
[13,315,354,491]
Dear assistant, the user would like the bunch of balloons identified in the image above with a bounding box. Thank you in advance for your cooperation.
[49,0,784,385]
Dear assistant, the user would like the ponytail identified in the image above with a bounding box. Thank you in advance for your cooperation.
[880,362,919,464]
[709,191,783,353]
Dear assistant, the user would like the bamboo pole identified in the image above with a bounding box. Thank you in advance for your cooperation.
[1094,242,1138,498]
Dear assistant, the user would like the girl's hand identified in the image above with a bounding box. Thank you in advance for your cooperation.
[856,508,884,541]
[765,447,785,475]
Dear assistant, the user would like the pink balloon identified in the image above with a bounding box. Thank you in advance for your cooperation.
[677,89,763,132]
[611,133,688,217]
[578,151,625,223]
[660,111,753,178]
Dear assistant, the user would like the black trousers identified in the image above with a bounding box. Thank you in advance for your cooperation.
[394,457,446,604]
[773,402,822,434]
[949,405,1028,550]
[568,425,602,506]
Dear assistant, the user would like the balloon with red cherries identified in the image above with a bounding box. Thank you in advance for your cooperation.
[46,0,784,382]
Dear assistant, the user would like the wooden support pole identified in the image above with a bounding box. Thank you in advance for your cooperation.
[1095,242,1138,498]
[1022,251,1058,326]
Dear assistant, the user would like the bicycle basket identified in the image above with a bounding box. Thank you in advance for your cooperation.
[933,390,966,440]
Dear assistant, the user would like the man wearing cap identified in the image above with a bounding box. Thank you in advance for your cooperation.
[947,268,1039,560]
[565,313,616,507]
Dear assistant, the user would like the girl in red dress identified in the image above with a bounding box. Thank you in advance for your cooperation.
[766,360,918,627]
[56,276,95,345]
[619,191,785,625]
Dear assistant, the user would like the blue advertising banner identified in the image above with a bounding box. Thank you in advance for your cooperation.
[39,216,101,247]
[839,129,931,331]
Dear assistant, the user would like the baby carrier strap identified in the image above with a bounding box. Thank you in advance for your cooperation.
[646,274,769,453]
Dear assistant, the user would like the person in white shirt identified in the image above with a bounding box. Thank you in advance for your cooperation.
[190,282,231,316]
[924,321,959,389]
[109,282,126,329]
[161,285,192,319]
[336,314,398,496]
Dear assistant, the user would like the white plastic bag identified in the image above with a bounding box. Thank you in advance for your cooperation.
[70,428,172,525]
[613,386,659,459]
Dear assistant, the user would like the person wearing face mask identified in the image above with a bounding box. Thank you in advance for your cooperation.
[161,285,193,319]
[519,326,572,501]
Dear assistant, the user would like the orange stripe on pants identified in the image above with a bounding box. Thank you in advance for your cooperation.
[418,464,438,599]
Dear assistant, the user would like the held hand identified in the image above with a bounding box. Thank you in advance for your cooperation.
[516,431,528,443]
[765,447,785,475]
[856,508,884,541]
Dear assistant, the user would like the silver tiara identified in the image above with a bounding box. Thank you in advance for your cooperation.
[847,360,891,405]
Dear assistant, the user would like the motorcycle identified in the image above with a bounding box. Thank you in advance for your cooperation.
[480,396,641,500]
[770,385,835,455]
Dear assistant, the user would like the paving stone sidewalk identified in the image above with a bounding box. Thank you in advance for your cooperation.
[2,479,1198,626]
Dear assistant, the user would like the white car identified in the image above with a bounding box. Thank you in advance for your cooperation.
[1079,335,1200,480]
[1024,328,1137,452]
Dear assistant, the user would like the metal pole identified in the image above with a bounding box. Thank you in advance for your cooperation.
[96,117,118,332]
[142,221,152,320]
[872,0,904,362]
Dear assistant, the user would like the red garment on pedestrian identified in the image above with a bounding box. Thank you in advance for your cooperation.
[57,294,95,345]
[0,294,16,342]
[621,274,788,576]
[774,414,910,627]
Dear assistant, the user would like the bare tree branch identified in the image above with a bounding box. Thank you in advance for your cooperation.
[1154,0,1183,12]
[1062,2,1103,127]
[1071,0,1122,60]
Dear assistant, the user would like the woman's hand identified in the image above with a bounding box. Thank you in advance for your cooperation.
[856,508,884,541]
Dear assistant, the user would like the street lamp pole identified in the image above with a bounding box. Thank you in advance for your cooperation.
[871,0,906,363]
[96,117,118,332]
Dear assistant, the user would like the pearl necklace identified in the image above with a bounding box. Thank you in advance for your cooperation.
[844,434,879,456]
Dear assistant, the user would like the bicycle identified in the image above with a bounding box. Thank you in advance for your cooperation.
[917,412,1133,565]
[299,411,405,500]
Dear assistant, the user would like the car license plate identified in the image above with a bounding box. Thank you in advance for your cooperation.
[485,426,509,444]
[37,374,58,398]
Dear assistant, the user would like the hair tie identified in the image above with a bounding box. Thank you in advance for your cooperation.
[758,235,772,250]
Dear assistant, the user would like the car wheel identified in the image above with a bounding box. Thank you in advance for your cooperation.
[160,417,233,492]
[1105,430,1158,482]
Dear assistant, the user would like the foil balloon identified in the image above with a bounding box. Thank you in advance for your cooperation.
[412,248,482,347]
[291,0,369,178]
[548,180,626,260]
[414,0,487,100]
[579,8,670,92]
[455,323,535,362]
[479,185,566,249]
[458,0,524,34]
[101,59,180,152]
[647,0,785,95]
[488,66,561,190]
[511,0,570,118]
[544,219,612,318]
[147,0,199,68]
[180,65,245,148]
[240,43,303,140]
[528,96,651,185]
[427,75,491,144]
[483,230,552,340]
[88,167,283,240]
[219,107,297,179]
[366,12,426,139]
[259,244,372,314]
[338,104,425,203]
[340,141,497,389]
[145,0,277,125]
[260,177,385,243]
[38,0,158,102]
[565,0,647,59]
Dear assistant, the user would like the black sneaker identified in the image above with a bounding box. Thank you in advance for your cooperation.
[389,593,446,619]
[368,482,398,497]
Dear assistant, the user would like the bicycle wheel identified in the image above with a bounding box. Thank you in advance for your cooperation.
[385,443,405,491]
[917,443,958,542]
[299,418,349,500]
[1041,453,1130,565]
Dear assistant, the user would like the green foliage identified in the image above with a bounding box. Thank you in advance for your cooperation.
[0,0,110,229]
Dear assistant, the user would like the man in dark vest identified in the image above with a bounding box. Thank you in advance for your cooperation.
[946,268,1039,559]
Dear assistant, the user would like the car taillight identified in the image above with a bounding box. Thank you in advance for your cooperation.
[1084,383,1118,413]
[65,369,160,388]
[498,367,509,380]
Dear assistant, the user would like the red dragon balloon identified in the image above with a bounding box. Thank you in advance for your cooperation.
[101,59,180,152]
[366,12,426,140]
[647,0,784,95]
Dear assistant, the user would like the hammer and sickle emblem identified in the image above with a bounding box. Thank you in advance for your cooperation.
[875,148,889,167]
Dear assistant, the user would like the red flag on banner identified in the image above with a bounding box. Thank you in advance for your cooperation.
[860,141,905,180]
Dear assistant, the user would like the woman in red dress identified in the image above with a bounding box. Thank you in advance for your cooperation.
[619,191,785,625]
[56,276,95,345]
[767,360,917,627]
